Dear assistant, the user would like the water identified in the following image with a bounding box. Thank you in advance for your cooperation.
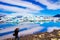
[0,22,18,29]
[0,21,60,30]
[0,21,60,36]
[40,21,60,27]
[35,21,60,33]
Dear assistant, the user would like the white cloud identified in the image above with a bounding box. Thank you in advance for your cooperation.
[5,13,34,18]
[0,0,43,11]
[0,4,35,17]
[0,22,43,37]
[0,4,32,13]
[0,24,43,40]
[19,23,39,29]
[47,27,60,32]
[36,0,60,9]
[19,26,43,36]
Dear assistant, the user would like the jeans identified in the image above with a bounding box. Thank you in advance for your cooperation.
[15,36,19,40]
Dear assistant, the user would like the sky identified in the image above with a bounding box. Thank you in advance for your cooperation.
[0,0,60,17]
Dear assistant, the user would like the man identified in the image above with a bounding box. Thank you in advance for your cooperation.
[14,28,19,40]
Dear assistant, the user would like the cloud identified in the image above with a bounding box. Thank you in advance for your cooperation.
[0,4,35,17]
[0,5,32,13]
[0,0,43,11]
[5,13,34,18]
[18,23,43,36]
[36,0,60,9]
[0,24,43,40]
[0,0,43,17]
[0,22,43,36]
[19,26,43,36]
[47,27,60,32]
[20,23,41,29]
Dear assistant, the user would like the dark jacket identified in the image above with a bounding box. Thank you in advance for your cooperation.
[14,28,19,36]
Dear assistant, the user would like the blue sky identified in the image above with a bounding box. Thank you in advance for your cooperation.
[0,0,60,16]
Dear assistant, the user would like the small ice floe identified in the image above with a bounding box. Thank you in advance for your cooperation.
[40,22,44,24]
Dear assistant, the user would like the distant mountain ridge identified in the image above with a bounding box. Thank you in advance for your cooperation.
[54,14,60,17]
